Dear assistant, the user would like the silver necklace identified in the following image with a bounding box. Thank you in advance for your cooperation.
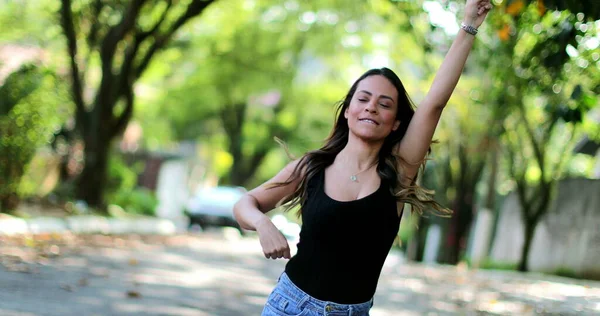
[350,163,376,182]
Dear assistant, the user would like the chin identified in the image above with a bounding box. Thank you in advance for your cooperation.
[351,130,387,143]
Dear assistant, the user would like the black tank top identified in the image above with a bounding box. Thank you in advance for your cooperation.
[284,168,401,304]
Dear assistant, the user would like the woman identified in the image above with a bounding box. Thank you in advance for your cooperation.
[233,1,492,315]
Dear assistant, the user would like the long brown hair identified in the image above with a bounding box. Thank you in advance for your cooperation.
[272,68,451,217]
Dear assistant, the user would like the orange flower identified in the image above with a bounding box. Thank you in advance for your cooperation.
[498,24,511,41]
[506,0,525,16]
[537,0,547,15]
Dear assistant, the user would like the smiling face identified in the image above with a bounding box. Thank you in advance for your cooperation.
[344,75,401,143]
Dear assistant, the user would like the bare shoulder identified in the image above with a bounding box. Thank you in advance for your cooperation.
[245,159,303,213]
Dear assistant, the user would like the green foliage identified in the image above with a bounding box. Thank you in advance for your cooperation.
[479,259,519,271]
[551,267,579,279]
[0,0,60,44]
[494,3,598,183]
[138,0,427,186]
[0,65,72,212]
[106,155,140,194]
[105,155,157,216]
[519,0,600,20]
[109,188,158,217]
[18,150,60,197]
[477,0,600,271]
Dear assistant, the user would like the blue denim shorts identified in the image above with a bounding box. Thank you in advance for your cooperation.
[262,272,373,316]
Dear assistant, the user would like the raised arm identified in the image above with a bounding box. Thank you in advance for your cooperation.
[395,0,492,181]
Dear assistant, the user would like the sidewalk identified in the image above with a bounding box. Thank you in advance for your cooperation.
[1,232,599,315]
[0,214,177,236]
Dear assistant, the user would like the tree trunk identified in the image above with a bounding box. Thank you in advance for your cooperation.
[221,102,283,188]
[443,150,483,264]
[518,220,536,272]
[406,215,427,262]
[0,149,33,214]
[444,183,476,264]
[228,163,247,186]
[226,131,247,186]
[485,146,499,210]
[76,134,111,212]
[0,192,20,214]
[449,189,476,264]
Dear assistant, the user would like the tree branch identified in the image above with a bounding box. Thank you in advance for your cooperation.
[86,0,103,50]
[111,86,134,139]
[59,0,87,131]
[515,177,533,222]
[552,124,578,180]
[533,181,550,221]
[542,115,559,146]
[81,0,103,82]
[135,0,215,78]
[506,143,532,220]
[243,100,293,180]
[141,0,172,38]
[100,0,146,64]
[96,0,146,127]
[471,159,486,188]
[115,0,173,105]
[517,102,545,177]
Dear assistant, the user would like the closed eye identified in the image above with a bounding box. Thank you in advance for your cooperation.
[358,98,368,102]
[379,103,390,108]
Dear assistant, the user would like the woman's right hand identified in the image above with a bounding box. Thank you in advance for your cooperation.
[255,217,291,260]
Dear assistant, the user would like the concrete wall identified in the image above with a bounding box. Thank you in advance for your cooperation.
[155,159,192,232]
[488,178,600,278]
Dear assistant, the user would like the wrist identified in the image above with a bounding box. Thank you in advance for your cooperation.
[462,19,476,27]
[253,216,272,232]
[460,22,478,36]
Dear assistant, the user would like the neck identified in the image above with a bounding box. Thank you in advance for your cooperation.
[336,134,382,171]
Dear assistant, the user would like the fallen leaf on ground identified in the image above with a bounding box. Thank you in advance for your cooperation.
[78,278,89,286]
[60,284,73,292]
[126,290,141,298]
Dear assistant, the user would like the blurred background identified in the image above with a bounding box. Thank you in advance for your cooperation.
[1,0,599,315]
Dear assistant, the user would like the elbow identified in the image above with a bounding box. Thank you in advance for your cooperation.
[233,199,243,225]
[233,195,257,231]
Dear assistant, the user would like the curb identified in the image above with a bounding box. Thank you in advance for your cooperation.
[0,215,177,236]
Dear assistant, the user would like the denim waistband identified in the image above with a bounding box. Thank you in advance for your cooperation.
[276,272,373,315]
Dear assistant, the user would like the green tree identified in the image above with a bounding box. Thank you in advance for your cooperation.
[486,0,599,271]
[149,0,427,187]
[0,65,72,213]
[58,0,217,211]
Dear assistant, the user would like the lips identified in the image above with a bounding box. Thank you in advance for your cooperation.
[359,118,379,125]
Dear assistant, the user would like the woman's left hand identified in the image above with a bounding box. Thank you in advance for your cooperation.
[463,0,493,29]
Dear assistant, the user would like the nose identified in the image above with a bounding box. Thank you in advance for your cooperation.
[365,100,378,113]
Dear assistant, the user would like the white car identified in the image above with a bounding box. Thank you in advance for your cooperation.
[185,186,246,234]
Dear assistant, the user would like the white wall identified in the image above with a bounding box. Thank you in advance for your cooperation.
[155,159,191,232]
[488,178,600,277]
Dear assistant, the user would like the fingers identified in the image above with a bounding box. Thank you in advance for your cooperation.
[257,223,292,260]
[477,1,492,15]
[263,243,290,260]
[264,248,289,259]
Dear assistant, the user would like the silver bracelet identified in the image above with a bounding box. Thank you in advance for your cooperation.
[461,22,478,36]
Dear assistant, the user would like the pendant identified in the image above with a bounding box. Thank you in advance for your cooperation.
[350,175,358,182]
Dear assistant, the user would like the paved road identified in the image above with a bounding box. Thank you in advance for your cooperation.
[1,230,599,315]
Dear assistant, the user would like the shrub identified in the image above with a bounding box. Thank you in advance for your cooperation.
[0,65,71,213]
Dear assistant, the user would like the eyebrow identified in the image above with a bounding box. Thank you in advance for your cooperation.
[357,90,395,102]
